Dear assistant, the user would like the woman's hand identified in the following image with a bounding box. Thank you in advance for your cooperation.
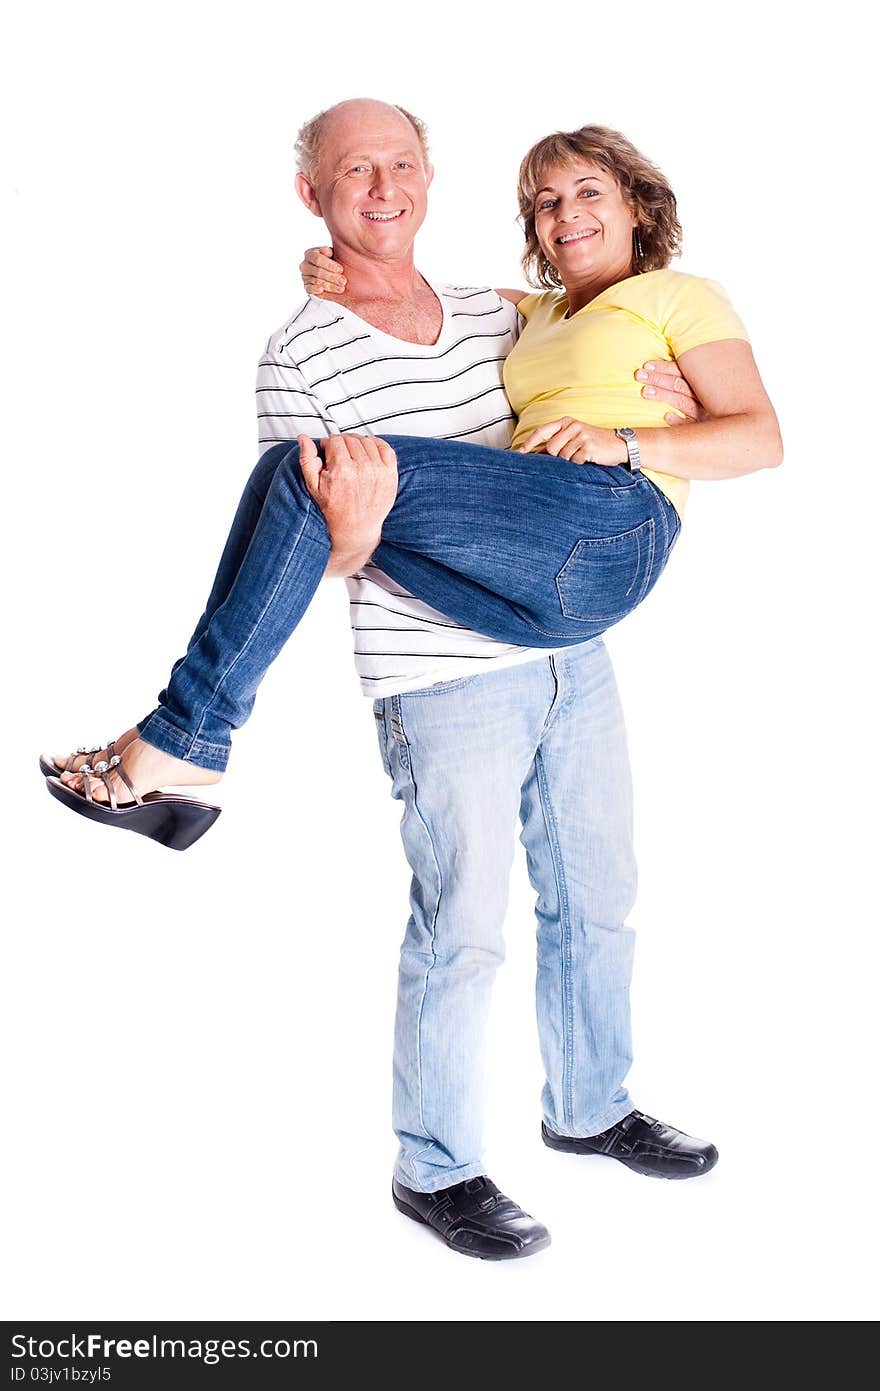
[515,418,628,466]
[300,246,347,296]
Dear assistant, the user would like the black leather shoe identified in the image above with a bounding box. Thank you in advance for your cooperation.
[542,1110,718,1180]
[392,1175,551,1260]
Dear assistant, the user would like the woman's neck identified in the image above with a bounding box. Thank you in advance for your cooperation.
[562,261,637,315]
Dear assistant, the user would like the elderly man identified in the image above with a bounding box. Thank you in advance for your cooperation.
[258,99,715,1260]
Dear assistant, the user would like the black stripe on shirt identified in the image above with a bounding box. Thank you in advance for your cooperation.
[353,626,479,634]
[294,333,376,368]
[295,329,514,386]
[257,383,508,428]
[443,412,516,440]
[347,601,468,629]
[258,407,515,447]
[279,315,344,352]
[276,300,313,342]
[450,306,504,319]
[256,355,507,404]
[358,672,413,681]
[355,649,519,659]
[443,288,496,301]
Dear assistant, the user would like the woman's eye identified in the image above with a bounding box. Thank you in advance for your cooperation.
[537,199,557,212]
[579,188,599,198]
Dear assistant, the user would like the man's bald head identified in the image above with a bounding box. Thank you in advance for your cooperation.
[295,99,430,183]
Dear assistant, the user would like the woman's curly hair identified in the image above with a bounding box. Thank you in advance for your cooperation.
[517,125,682,288]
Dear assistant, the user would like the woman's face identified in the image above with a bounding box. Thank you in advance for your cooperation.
[534,160,637,289]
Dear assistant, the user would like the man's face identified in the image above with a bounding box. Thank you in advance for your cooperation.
[296,102,433,262]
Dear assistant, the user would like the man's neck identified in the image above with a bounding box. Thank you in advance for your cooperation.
[321,245,443,346]
[333,248,425,305]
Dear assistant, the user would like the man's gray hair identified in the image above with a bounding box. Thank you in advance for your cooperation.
[294,102,430,181]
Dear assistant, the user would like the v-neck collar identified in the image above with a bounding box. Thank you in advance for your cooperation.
[320,275,450,351]
[561,269,660,320]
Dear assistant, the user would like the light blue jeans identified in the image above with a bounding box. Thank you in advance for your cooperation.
[374,637,637,1193]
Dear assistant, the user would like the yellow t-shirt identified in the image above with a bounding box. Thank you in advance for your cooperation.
[504,268,749,518]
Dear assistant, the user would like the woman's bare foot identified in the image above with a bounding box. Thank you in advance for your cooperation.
[61,737,222,804]
[46,726,141,778]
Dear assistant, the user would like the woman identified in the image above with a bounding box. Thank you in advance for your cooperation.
[42,125,781,850]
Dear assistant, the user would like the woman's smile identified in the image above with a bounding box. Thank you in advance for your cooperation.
[555,227,598,245]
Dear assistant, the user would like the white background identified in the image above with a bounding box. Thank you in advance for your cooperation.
[2,0,877,1323]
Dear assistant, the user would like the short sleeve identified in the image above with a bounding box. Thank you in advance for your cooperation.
[515,293,542,322]
[661,277,750,357]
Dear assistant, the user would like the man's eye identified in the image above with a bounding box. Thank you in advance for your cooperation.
[350,165,370,174]
[395,161,413,170]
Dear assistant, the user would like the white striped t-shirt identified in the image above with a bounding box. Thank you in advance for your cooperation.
[256,281,559,697]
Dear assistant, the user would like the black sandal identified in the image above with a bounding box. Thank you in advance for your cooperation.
[45,753,221,851]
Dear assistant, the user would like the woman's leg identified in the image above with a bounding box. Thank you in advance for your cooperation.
[139,444,292,726]
[136,441,330,771]
[50,446,289,779]
[68,433,679,798]
[374,435,679,647]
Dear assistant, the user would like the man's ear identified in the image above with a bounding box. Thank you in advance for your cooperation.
[424,163,435,191]
[295,172,323,217]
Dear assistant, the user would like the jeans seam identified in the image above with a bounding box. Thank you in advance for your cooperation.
[393,1160,486,1195]
[534,745,575,1129]
[138,711,229,769]
[187,487,320,754]
[393,701,445,1167]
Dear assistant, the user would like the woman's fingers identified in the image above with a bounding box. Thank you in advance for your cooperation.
[636,360,702,420]
[516,418,575,453]
[548,423,590,459]
[301,245,347,295]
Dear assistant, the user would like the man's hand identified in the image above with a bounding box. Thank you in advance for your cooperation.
[298,434,398,577]
[636,359,708,424]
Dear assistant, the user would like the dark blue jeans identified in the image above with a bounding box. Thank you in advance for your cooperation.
[138,436,681,771]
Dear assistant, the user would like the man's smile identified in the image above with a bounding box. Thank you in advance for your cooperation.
[361,209,405,221]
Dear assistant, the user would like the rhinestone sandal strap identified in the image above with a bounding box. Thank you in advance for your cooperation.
[99,769,118,811]
[79,765,94,804]
[64,744,101,774]
[111,758,143,807]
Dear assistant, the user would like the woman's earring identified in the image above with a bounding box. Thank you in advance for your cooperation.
[633,227,644,265]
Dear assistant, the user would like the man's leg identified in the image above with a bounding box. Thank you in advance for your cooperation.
[374,660,556,1193]
[517,638,638,1136]
[518,637,718,1177]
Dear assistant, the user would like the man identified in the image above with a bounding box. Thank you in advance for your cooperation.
[258,99,716,1260]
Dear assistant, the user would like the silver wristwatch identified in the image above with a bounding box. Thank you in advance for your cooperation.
[615,427,641,472]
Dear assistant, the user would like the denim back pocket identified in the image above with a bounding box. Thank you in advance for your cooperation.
[556,518,656,623]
